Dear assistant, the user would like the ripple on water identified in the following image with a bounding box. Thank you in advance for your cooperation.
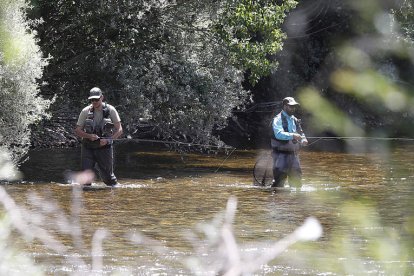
[9,145,414,275]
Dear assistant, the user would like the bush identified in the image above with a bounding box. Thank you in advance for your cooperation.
[0,0,50,164]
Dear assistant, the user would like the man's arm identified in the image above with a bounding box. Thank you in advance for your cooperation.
[273,116,302,142]
[112,122,123,140]
[273,117,293,140]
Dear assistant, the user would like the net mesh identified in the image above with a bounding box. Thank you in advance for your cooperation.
[253,150,273,186]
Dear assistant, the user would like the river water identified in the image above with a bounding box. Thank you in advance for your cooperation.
[3,141,414,275]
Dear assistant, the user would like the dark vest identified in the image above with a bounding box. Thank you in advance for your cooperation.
[82,103,114,148]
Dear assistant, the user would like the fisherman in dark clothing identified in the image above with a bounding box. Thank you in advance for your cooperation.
[74,87,123,186]
[270,97,308,187]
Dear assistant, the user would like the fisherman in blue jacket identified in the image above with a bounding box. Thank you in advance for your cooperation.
[271,97,308,187]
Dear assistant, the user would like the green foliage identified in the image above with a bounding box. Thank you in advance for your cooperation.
[215,0,297,84]
[297,1,414,141]
[391,0,414,42]
[26,0,298,146]
[116,1,250,146]
[299,87,364,137]
[0,0,50,164]
[30,1,258,146]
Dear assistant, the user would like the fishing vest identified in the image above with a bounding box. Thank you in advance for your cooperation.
[270,111,303,152]
[82,103,114,148]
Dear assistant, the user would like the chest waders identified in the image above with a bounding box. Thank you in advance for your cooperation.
[270,112,304,188]
[81,103,118,186]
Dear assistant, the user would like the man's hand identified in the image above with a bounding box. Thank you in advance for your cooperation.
[100,138,112,146]
[292,133,302,141]
[89,134,99,141]
[301,139,308,146]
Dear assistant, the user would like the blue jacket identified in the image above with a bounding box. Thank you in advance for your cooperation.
[272,110,298,140]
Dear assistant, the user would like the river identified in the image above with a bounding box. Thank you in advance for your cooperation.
[2,140,413,275]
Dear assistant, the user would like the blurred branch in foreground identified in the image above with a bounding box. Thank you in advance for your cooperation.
[130,196,323,275]
[0,150,22,182]
[0,183,411,274]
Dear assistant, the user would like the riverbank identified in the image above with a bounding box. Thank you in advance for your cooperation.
[30,109,79,148]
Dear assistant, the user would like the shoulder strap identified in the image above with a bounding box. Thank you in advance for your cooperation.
[87,105,94,119]
[281,113,304,134]
[269,112,289,138]
[281,112,289,132]
[102,103,110,119]
[87,103,110,119]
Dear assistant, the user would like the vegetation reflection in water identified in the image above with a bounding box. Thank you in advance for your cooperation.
[1,142,413,275]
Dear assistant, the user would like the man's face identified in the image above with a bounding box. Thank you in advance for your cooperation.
[90,96,103,108]
[284,104,297,116]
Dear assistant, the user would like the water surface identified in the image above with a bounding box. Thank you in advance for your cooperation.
[5,141,414,274]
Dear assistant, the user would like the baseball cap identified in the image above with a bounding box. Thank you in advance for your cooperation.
[88,87,103,100]
[282,97,300,106]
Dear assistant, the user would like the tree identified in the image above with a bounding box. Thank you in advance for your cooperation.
[29,0,296,147]
[215,0,297,85]
[0,0,50,164]
[391,0,414,43]
[296,0,414,148]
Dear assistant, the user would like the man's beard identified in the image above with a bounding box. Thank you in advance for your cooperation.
[285,109,295,116]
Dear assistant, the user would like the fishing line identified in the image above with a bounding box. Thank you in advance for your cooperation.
[214,147,237,173]
[286,23,341,40]
[124,137,238,173]
[112,136,413,182]
[109,137,237,174]
[112,137,235,150]
[305,136,414,146]
[284,0,340,39]
[307,137,414,140]
[305,138,322,147]
[252,136,414,186]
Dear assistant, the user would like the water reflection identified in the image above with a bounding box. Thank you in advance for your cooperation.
[4,142,414,274]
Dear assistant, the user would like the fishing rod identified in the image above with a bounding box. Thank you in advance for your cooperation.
[98,136,235,150]
[91,136,239,176]
[306,136,414,140]
[97,136,238,173]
